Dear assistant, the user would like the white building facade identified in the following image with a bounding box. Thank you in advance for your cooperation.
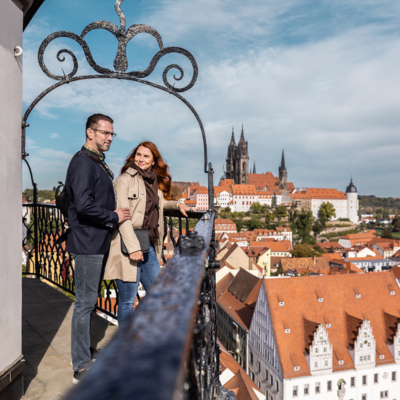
[248,274,400,400]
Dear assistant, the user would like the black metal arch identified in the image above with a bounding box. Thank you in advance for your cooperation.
[22,0,210,176]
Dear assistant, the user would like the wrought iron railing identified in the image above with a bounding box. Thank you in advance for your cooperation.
[63,211,234,400]
[22,202,204,318]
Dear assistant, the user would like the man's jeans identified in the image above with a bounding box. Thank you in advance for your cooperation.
[71,254,104,371]
[116,246,160,329]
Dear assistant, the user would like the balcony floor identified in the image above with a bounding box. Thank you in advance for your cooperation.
[21,278,118,400]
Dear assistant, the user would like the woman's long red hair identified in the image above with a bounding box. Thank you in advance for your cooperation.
[121,141,173,200]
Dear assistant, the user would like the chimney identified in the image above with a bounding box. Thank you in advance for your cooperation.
[313,256,316,265]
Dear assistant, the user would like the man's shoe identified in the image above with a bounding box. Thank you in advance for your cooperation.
[72,368,89,385]
[90,347,101,362]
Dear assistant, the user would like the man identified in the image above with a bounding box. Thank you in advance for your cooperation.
[65,114,131,384]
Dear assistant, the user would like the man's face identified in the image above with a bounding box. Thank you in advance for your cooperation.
[86,120,114,153]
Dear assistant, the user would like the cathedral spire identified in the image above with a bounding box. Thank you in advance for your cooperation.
[239,124,245,143]
[281,150,286,169]
[253,161,256,174]
[230,127,236,146]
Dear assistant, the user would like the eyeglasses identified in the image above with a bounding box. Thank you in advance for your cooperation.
[92,128,117,138]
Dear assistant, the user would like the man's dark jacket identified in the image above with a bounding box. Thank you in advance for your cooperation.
[65,148,119,255]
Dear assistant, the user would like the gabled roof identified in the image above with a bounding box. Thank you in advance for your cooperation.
[220,345,262,400]
[248,172,278,190]
[218,269,262,330]
[263,272,400,378]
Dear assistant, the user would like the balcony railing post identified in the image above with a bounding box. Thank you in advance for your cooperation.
[33,183,40,279]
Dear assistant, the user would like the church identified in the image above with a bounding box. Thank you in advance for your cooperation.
[223,128,359,222]
[225,126,291,202]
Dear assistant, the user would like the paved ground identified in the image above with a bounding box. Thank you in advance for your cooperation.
[21,278,118,400]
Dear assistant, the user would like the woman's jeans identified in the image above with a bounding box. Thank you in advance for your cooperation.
[116,245,160,329]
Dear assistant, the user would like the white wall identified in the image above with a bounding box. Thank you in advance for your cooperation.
[0,0,23,374]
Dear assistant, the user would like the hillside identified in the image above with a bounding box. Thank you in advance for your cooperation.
[359,195,400,214]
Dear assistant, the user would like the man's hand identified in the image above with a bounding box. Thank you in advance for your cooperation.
[129,251,144,262]
[116,208,131,223]
[178,202,196,217]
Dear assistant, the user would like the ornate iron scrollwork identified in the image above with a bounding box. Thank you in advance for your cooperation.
[38,0,198,93]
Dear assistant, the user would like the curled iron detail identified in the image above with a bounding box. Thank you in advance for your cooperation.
[37,0,198,92]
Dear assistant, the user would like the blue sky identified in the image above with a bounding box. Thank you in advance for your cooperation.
[23,0,400,196]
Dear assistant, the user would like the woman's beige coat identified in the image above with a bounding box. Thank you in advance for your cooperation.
[104,167,178,282]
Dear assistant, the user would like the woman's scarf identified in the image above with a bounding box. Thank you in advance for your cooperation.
[129,161,160,246]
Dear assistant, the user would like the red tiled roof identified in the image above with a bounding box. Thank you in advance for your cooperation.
[264,272,400,378]
[231,185,258,196]
[307,188,346,200]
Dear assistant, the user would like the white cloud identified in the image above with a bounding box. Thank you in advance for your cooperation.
[48,133,60,139]
[22,0,400,196]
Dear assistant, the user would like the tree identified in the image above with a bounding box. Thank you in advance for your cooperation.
[232,219,245,233]
[327,246,335,254]
[292,244,320,258]
[223,206,231,213]
[313,244,326,254]
[392,215,400,232]
[312,221,324,237]
[318,202,336,226]
[248,216,263,231]
[381,229,394,239]
[272,192,277,208]
[250,202,263,214]
[275,205,287,218]
[293,209,314,243]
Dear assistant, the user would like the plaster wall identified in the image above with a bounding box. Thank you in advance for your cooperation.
[0,0,23,374]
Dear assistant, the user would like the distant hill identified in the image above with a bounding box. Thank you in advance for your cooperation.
[359,195,400,214]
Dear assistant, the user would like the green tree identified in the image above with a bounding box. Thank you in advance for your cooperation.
[275,205,287,218]
[272,192,277,208]
[313,244,326,254]
[292,244,320,258]
[381,229,394,239]
[223,206,231,213]
[250,202,263,214]
[248,216,263,231]
[312,220,324,237]
[293,209,314,243]
[327,246,335,253]
[232,219,245,232]
[318,202,336,226]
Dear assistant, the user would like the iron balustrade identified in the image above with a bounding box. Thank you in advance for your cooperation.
[63,211,235,400]
[22,202,205,319]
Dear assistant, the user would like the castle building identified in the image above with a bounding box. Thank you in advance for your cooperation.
[226,126,249,184]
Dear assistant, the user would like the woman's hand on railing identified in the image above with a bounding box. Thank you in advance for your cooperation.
[178,202,196,217]
[129,251,144,262]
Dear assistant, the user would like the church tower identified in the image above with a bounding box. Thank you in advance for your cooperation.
[278,150,291,203]
[225,128,236,181]
[236,125,249,184]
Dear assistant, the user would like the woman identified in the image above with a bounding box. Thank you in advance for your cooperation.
[104,141,192,328]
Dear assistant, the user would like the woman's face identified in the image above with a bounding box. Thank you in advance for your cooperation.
[134,145,155,171]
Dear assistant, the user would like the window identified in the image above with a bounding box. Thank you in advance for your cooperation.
[392,371,397,381]
[351,377,355,387]
[362,395,366,400]
[265,370,269,380]
[276,381,279,393]
[293,386,298,397]
[362,375,367,385]
[258,362,261,372]
[374,373,378,383]
[270,375,273,386]
[315,382,320,394]
[250,352,253,364]
[380,391,388,398]
[304,384,309,395]
[251,372,255,381]
[327,381,332,391]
